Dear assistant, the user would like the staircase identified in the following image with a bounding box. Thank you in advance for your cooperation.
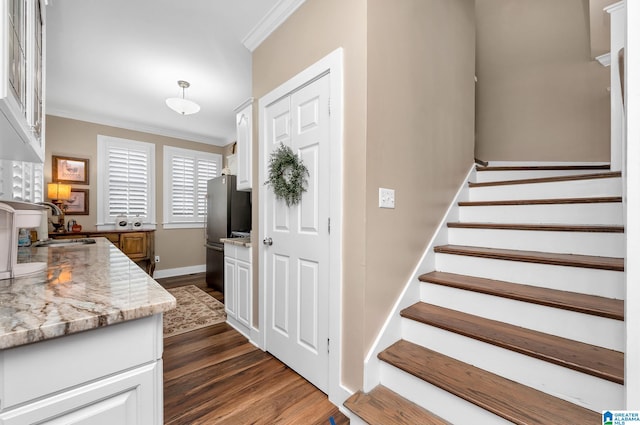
[345,164,625,424]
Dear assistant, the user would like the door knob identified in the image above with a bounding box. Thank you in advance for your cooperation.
[263,237,273,246]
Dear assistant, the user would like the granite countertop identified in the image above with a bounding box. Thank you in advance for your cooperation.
[0,238,176,350]
[220,237,252,248]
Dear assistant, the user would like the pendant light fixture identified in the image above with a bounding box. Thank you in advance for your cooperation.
[166,80,200,115]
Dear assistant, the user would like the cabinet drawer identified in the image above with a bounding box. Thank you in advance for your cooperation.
[0,362,160,425]
[224,244,251,262]
[93,233,121,244]
[236,246,251,262]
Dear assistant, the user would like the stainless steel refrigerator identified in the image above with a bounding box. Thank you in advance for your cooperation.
[205,175,251,292]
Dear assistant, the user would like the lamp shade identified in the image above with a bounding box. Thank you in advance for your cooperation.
[165,97,200,115]
[48,182,71,200]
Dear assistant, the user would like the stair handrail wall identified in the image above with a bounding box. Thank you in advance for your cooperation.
[361,164,476,392]
[606,1,626,172]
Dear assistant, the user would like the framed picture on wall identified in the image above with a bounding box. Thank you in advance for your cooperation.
[52,155,89,184]
[65,189,89,215]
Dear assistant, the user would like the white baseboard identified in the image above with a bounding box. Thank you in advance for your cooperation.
[153,264,206,279]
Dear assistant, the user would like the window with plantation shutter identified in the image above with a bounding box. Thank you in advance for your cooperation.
[163,146,221,228]
[0,159,43,202]
[97,135,155,230]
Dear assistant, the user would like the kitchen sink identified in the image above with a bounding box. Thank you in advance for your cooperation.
[33,238,96,247]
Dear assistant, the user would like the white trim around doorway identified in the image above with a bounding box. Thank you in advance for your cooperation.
[257,47,347,406]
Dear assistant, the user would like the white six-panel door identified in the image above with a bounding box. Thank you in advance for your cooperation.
[263,74,330,392]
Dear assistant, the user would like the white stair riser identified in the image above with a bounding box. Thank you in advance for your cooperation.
[419,283,624,350]
[474,169,613,183]
[401,320,624,412]
[468,178,621,202]
[447,228,624,257]
[459,203,623,225]
[435,253,624,299]
[379,362,513,425]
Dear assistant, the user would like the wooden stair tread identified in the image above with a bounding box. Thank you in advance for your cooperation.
[434,244,624,271]
[459,196,622,207]
[344,385,451,425]
[476,164,610,172]
[447,222,624,233]
[419,271,624,320]
[379,340,601,424]
[468,171,621,188]
[400,302,624,383]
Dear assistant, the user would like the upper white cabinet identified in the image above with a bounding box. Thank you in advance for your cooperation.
[0,0,45,163]
[234,98,253,191]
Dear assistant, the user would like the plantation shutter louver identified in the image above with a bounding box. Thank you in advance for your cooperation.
[7,160,41,202]
[196,157,218,217]
[108,147,149,218]
[97,135,155,229]
[163,146,220,227]
[171,155,195,217]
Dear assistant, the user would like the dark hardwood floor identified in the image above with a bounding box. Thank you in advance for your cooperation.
[157,273,349,425]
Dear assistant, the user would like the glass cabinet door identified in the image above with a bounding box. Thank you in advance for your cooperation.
[31,0,43,142]
[8,0,27,114]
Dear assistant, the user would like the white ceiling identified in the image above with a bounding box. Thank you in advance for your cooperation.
[45,0,297,147]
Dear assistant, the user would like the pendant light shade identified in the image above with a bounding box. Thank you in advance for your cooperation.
[166,80,200,115]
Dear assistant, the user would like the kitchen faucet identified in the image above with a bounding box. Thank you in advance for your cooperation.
[36,202,63,216]
[37,201,65,233]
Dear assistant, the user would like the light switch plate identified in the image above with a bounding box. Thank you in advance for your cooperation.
[379,188,395,209]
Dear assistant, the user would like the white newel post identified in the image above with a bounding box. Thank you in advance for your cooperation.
[607,2,626,172]
[625,0,640,409]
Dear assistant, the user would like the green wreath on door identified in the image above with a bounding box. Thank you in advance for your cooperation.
[265,143,309,207]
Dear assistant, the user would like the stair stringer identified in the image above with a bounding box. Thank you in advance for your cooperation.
[361,164,475,392]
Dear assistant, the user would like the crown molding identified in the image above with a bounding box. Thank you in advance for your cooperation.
[242,0,307,52]
[46,108,229,147]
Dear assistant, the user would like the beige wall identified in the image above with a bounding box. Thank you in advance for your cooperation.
[253,0,368,390]
[254,0,475,391]
[590,0,619,59]
[475,0,611,161]
[365,0,475,357]
[45,115,225,272]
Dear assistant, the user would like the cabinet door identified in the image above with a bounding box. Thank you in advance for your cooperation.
[0,0,45,163]
[0,362,161,425]
[236,259,251,328]
[119,232,147,260]
[224,257,237,318]
[28,0,43,144]
[235,101,252,191]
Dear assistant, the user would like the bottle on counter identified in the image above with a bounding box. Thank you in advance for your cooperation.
[18,228,31,247]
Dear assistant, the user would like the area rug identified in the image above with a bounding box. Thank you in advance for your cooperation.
[163,285,226,338]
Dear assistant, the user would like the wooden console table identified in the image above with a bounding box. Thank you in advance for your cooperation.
[49,230,156,275]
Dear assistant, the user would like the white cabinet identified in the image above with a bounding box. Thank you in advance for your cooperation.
[0,314,164,425]
[234,98,253,191]
[224,243,252,337]
[0,0,45,163]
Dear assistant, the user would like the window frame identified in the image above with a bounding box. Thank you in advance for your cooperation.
[96,135,156,231]
[162,146,221,229]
